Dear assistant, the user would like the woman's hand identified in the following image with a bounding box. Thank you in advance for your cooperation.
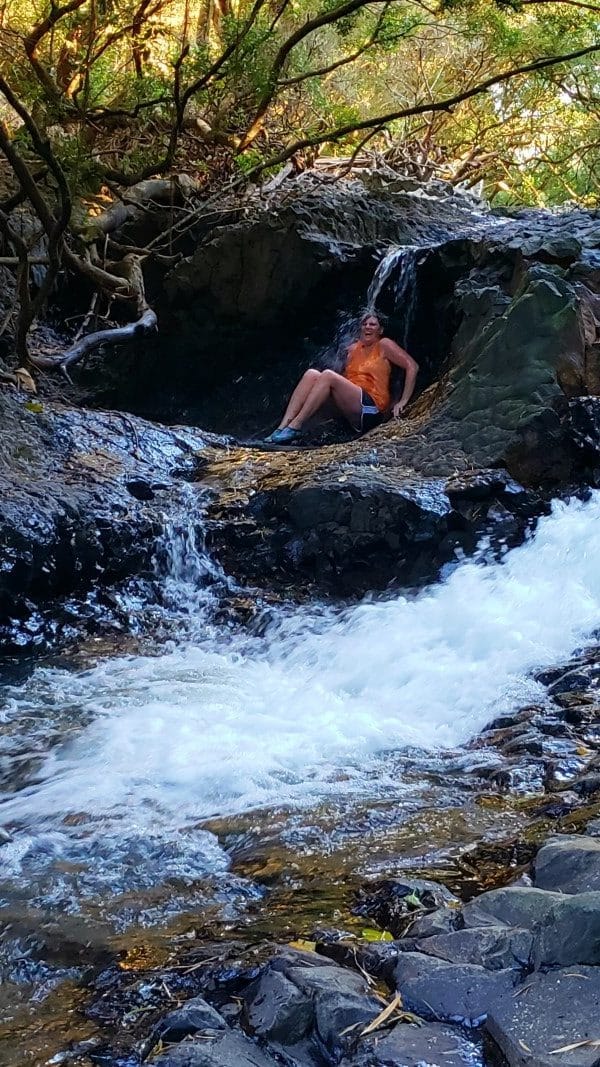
[392,400,407,418]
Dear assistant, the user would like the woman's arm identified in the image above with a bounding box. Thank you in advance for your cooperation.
[381,338,419,415]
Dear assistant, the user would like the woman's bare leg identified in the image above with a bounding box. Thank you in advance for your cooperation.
[278,369,322,428]
[288,370,362,430]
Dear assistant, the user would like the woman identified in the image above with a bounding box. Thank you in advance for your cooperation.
[266,312,419,444]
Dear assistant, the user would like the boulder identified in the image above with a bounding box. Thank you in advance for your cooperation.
[313,989,382,1057]
[532,892,600,968]
[533,835,600,893]
[152,996,225,1045]
[244,968,315,1043]
[0,390,207,649]
[404,907,457,940]
[152,1030,280,1066]
[460,886,564,930]
[393,951,517,1026]
[341,1020,480,1066]
[485,967,600,1067]
[243,950,381,1057]
[416,926,532,971]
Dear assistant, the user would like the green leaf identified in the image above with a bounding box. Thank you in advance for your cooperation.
[24,401,44,413]
[361,927,394,942]
[405,892,423,909]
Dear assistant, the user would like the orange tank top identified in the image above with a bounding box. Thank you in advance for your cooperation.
[344,341,391,411]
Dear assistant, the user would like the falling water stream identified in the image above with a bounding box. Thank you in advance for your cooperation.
[1,249,600,1062]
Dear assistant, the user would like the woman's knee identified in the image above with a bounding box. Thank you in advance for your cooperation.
[321,368,337,387]
[302,368,321,384]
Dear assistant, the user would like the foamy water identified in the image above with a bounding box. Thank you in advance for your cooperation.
[1,492,599,905]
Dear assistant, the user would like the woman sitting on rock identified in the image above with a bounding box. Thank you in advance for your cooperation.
[266,312,419,444]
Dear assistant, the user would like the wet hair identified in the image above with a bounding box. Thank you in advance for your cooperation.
[360,309,387,332]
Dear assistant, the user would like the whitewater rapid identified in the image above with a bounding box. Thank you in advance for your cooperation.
[2,492,599,841]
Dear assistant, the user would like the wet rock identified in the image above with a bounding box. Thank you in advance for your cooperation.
[485,967,600,1067]
[460,887,564,930]
[573,774,600,798]
[316,938,402,982]
[152,1029,280,1066]
[313,988,382,1057]
[244,968,314,1043]
[416,926,532,972]
[548,666,600,697]
[393,952,517,1026]
[405,907,458,939]
[243,950,381,1057]
[152,995,226,1045]
[533,834,600,893]
[0,391,207,648]
[341,1020,480,1067]
[353,878,458,937]
[587,818,600,838]
[570,395,600,459]
[500,733,544,757]
[532,892,600,968]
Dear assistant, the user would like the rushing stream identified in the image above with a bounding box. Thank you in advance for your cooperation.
[1,243,600,1060]
[2,492,600,917]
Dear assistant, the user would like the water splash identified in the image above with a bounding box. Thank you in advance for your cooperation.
[368,246,422,346]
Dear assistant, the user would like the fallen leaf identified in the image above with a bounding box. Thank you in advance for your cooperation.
[24,400,44,413]
[360,993,403,1037]
[549,1039,600,1054]
[518,1039,532,1052]
[288,939,317,953]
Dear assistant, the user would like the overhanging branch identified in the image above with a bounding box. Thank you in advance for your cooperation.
[243,42,600,175]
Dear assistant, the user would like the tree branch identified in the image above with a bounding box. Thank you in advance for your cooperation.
[278,3,400,87]
[243,42,600,174]
[239,0,399,150]
[24,0,88,105]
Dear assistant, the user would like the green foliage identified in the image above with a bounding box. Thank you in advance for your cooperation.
[235,147,265,174]
[0,0,598,205]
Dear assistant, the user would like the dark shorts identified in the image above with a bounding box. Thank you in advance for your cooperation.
[358,390,385,433]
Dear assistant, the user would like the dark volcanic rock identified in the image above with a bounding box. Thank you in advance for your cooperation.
[485,967,600,1067]
[244,967,315,1043]
[460,886,564,930]
[0,390,207,648]
[152,1030,280,1066]
[533,834,600,893]
[393,951,517,1026]
[341,1020,479,1067]
[416,926,532,971]
[243,949,381,1059]
[151,996,226,1045]
[532,892,600,968]
[403,907,458,940]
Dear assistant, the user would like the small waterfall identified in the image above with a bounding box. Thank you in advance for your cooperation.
[366,245,421,346]
[152,486,228,618]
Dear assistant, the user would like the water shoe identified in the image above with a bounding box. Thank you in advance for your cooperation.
[265,427,302,444]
